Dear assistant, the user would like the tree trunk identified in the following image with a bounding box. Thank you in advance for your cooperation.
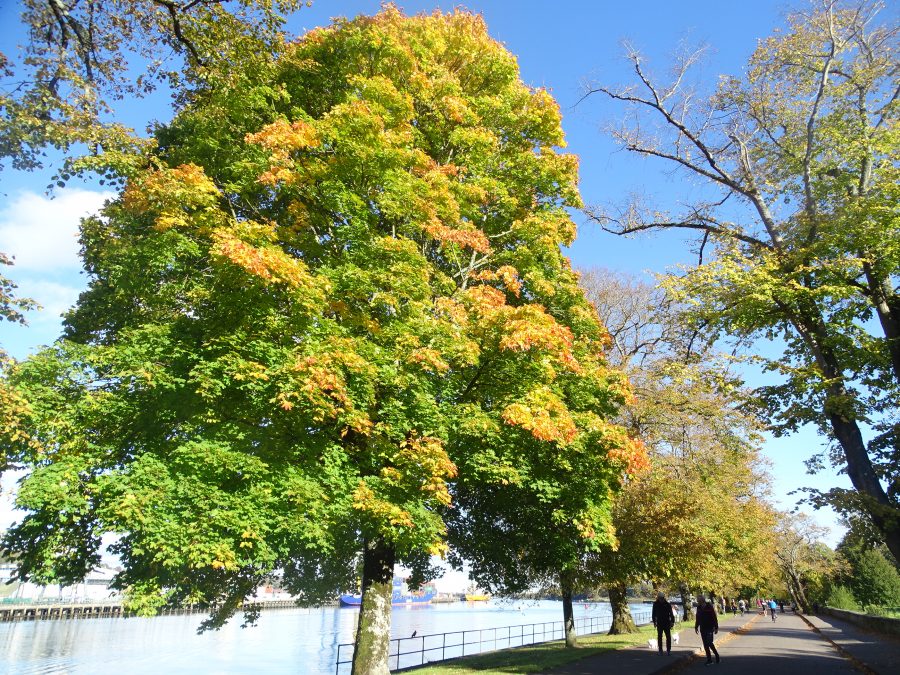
[791,304,900,564]
[826,403,900,564]
[786,583,801,612]
[679,583,694,622]
[788,570,810,613]
[561,570,577,648]
[351,539,395,675]
[862,262,900,384]
[607,583,637,634]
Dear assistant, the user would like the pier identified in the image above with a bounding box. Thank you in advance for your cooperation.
[0,598,310,623]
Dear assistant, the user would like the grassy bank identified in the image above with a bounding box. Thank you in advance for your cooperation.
[407,623,667,674]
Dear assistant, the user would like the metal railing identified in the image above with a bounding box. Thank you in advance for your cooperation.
[335,609,651,673]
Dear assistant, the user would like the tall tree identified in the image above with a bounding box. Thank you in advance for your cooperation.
[581,270,776,627]
[583,0,900,561]
[1,0,311,177]
[0,8,634,674]
[774,513,844,612]
[446,390,645,647]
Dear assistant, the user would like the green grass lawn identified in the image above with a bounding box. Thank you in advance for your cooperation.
[406,623,666,674]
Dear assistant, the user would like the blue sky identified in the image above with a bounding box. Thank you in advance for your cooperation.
[0,0,852,543]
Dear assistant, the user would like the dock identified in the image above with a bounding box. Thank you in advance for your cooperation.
[0,598,314,623]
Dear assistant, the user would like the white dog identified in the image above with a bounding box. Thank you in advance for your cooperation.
[649,633,680,649]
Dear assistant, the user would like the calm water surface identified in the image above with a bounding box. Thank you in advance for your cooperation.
[0,600,650,674]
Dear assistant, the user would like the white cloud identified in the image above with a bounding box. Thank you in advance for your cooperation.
[0,188,114,272]
[22,280,84,323]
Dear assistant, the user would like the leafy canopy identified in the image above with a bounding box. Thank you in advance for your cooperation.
[584,0,900,560]
[1,6,636,628]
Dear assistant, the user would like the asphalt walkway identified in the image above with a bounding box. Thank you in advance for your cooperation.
[543,610,753,675]
[542,609,900,675]
[679,611,854,673]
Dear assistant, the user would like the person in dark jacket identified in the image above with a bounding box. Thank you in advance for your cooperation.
[694,597,720,664]
[652,591,676,655]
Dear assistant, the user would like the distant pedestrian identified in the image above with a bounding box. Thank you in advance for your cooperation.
[652,591,676,656]
[695,597,720,665]
[768,598,777,622]
[738,598,746,616]
[779,600,785,614]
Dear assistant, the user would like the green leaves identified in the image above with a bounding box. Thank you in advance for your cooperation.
[591,1,900,558]
[1,8,638,639]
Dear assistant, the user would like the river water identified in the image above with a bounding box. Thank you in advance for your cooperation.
[1,600,651,674]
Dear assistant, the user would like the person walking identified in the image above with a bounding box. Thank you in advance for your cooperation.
[738,598,746,616]
[695,597,720,665]
[652,591,676,655]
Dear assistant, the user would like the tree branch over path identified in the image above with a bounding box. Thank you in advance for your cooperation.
[581,0,900,561]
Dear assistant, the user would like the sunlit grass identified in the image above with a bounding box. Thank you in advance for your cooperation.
[407,623,666,674]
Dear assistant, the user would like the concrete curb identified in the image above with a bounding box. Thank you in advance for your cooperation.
[796,612,878,675]
[654,613,761,674]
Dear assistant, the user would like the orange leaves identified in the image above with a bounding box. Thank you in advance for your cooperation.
[463,285,507,313]
[274,343,373,434]
[123,163,222,232]
[495,265,522,296]
[473,265,522,296]
[502,387,578,445]
[407,348,450,374]
[439,94,471,123]
[500,304,578,369]
[210,229,319,291]
[459,286,584,374]
[580,410,652,478]
[247,118,319,152]
[609,437,651,477]
[246,118,320,186]
[423,222,491,253]
[434,297,469,325]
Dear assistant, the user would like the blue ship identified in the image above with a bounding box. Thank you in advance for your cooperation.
[339,577,435,607]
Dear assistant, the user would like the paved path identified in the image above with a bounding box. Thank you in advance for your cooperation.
[542,611,753,675]
[542,609,900,675]
[680,611,855,673]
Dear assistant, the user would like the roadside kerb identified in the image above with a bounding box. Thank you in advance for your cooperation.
[796,612,878,675]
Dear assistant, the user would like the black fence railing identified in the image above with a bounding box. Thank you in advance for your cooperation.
[335,609,652,673]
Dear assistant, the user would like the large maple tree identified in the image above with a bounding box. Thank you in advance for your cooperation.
[1,8,638,674]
